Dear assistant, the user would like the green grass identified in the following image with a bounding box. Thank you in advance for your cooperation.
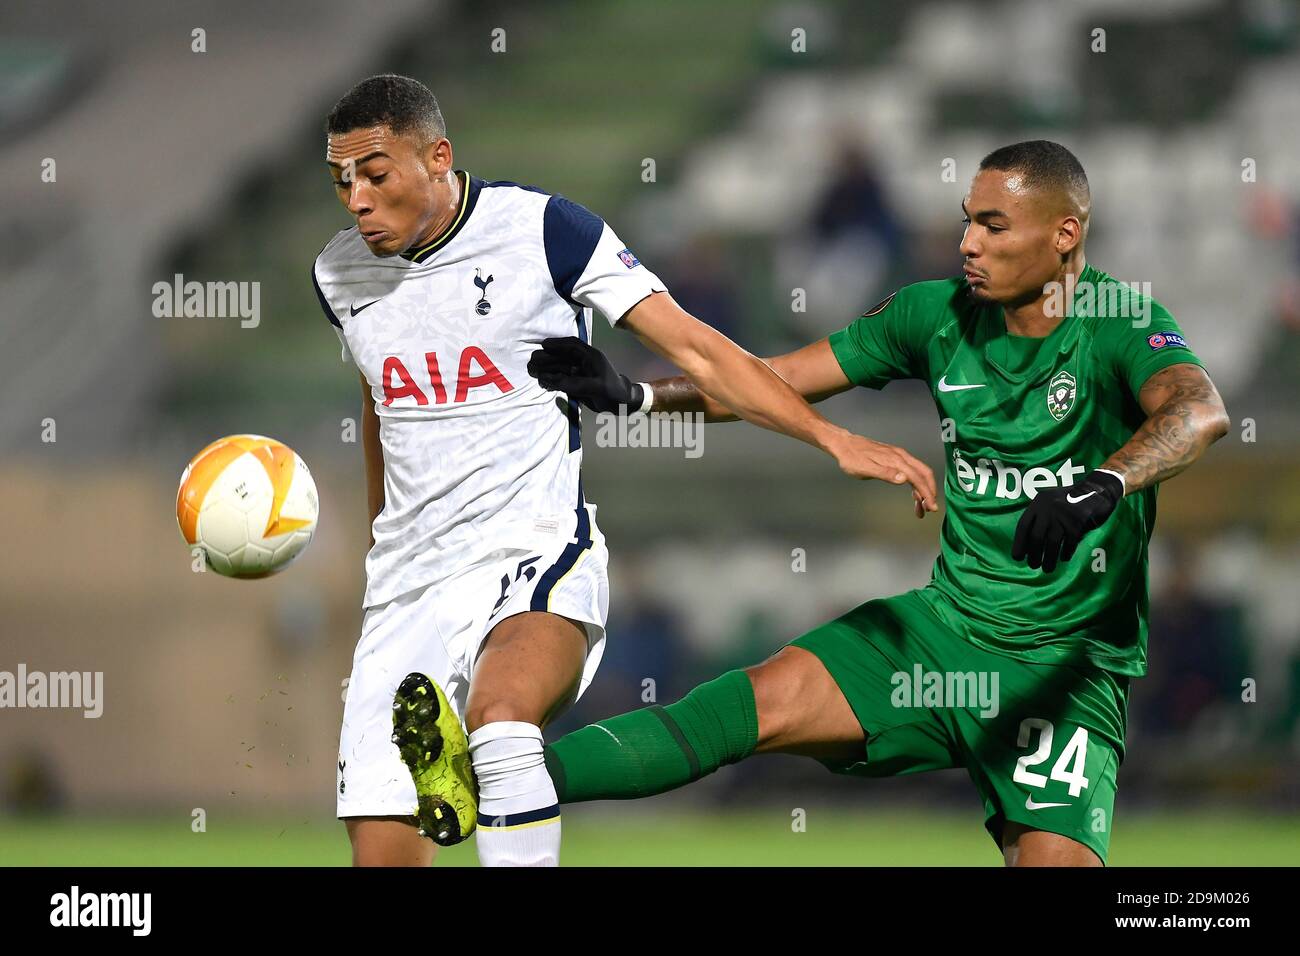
[3,810,1296,866]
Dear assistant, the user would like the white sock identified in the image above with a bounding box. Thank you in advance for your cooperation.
[470,721,561,867]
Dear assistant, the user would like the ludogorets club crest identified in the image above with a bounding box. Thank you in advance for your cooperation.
[1047,370,1077,421]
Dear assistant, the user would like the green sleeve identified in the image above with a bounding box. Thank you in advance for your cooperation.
[828,284,934,389]
[1095,301,1206,399]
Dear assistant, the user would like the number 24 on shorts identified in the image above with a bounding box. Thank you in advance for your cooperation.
[1013,718,1091,799]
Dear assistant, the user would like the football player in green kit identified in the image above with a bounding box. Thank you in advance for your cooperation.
[433,140,1230,866]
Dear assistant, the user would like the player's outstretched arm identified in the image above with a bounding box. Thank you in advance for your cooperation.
[359,373,385,549]
[620,291,938,511]
[1099,362,1230,492]
[648,338,855,421]
[528,335,852,422]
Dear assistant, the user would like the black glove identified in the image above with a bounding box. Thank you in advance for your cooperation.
[1011,469,1124,573]
[527,336,644,414]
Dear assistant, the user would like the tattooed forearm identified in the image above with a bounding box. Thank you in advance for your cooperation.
[1102,364,1230,493]
[645,340,853,421]
[647,375,741,421]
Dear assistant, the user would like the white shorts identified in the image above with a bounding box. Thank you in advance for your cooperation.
[336,532,609,818]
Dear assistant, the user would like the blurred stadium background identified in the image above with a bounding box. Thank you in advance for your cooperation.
[2,0,1299,865]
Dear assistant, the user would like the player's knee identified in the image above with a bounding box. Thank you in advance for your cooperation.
[464,699,532,734]
[745,651,811,745]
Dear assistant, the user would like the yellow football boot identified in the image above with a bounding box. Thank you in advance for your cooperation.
[391,672,477,846]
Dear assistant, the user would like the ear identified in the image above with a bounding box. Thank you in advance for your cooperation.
[1057,216,1083,255]
[424,137,453,178]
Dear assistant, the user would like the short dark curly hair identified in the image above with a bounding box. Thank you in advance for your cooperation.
[326,74,446,144]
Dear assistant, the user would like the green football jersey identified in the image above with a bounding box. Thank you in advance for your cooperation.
[829,264,1205,677]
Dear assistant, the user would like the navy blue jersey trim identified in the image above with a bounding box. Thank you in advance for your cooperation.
[477,804,560,828]
[479,177,549,196]
[530,484,593,613]
[568,308,588,451]
[403,170,481,263]
[543,194,603,304]
[311,260,342,329]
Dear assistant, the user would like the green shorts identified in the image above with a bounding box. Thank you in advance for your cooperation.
[790,587,1129,864]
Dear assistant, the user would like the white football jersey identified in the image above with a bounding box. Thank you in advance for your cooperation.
[313,171,666,607]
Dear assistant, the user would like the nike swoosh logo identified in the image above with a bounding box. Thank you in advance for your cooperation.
[1066,491,1097,504]
[937,376,986,392]
[350,299,381,316]
[1025,796,1071,810]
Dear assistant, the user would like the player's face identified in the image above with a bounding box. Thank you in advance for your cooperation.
[959,169,1070,305]
[325,125,451,257]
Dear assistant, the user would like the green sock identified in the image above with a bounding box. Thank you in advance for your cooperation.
[544,670,759,803]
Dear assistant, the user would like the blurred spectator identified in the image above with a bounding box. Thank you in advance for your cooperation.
[777,141,905,339]
[810,142,902,258]
[667,235,743,344]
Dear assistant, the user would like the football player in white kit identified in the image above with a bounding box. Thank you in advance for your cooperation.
[313,75,938,866]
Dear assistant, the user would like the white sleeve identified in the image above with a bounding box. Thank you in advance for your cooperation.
[543,194,666,327]
[571,223,667,327]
